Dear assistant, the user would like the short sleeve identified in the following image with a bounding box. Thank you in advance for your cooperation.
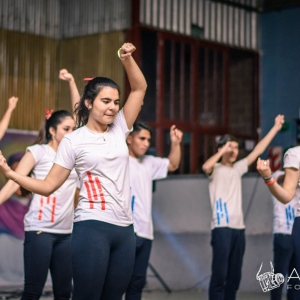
[26,145,43,164]
[149,156,169,180]
[53,137,76,170]
[208,163,220,180]
[233,158,248,176]
[113,109,131,138]
[284,149,300,170]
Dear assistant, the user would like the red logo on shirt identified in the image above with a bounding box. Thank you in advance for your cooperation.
[84,171,106,210]
[38,196,57,222]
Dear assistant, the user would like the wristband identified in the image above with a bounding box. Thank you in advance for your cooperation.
[265,177,275,185]
[117,48,126,61]
[12,173,20,183]
[263,175,273,181]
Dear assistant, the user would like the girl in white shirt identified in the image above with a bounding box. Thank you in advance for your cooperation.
[0,110,78,299]
[0,43,147,300]
[257,146,300,297]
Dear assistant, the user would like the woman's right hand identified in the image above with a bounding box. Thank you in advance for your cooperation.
[8,96,18,111]
[59,69,74,82]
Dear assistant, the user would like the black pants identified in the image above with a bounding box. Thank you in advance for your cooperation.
[71,220,136,300]
[209,227,245,300]
[22,231,72,300]
[271,233,295,300]
[288,217,300,299]
[125,235,153,300]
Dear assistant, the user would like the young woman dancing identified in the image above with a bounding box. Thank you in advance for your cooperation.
[0,42,147,300]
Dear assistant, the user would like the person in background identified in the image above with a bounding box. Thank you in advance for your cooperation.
[59,69,81,118]
[270,169,297,300]
[257,144,300,298]
[124,122,182,300]
[202,115,284,300]
[0,152,31,239]
[0,110,78,300]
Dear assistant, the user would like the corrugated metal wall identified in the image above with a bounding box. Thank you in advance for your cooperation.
[0,0,259,130]
[140,0,258,49]
[57,31,126,111]
[60,0,131,38]
[0,0,131,38]
[0,29,126,130]
[0,0,60,38]
[0,29,57,130]
[0,0,258,49]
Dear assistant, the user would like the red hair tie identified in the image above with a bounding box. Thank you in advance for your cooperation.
[83,77,94,82]
[45,109,54,120]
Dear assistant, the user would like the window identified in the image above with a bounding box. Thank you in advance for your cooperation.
[138,28,259,174]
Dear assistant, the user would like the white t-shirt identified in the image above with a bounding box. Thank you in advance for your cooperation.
[283,146,300,216]
[129,155,169,240]
[272,170,298,234]
[24,144,78,233]
[208,158,248,229]
[54,109,133,227]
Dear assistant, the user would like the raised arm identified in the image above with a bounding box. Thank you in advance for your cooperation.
[257,158,298,204]
[59,69,80,117]
[0,96,18,140]
[0,151,70,197]
[168,125,183,171]
[202,142,232,175]
[246,115,284,166]
[119,43,147,129]
[0,151,35,205]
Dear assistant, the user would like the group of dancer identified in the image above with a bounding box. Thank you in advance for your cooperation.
[0,43,183,300]
[202,113,300,300]
[0,42,298,300]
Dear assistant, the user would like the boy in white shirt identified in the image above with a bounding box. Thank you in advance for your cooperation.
[124,122,182,300]
[202,115,284,300]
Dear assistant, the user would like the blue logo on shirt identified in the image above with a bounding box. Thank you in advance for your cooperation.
[131,195,135,212]
[216,198,229,225]
[285,205,295,230]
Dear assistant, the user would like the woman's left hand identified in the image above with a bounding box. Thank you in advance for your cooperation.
[0,151,13,178]
[256,158,272,178]
[119,43,136,60]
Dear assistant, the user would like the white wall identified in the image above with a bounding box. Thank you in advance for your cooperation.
[147,174,276,293]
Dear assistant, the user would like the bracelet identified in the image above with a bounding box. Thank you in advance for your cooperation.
[263,175,273,181]
[117,48,126,61]
[12,174,20,183]
[265,177,275,185]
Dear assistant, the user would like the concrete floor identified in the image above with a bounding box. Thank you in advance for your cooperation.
[142,290,270,300]
[0,289,271,300]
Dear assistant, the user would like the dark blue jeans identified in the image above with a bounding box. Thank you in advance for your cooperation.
[125,235,153,300]
[22,231,72,300]
[209,227,245,300]
[271,233,295,300]
[71,220,135,300]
